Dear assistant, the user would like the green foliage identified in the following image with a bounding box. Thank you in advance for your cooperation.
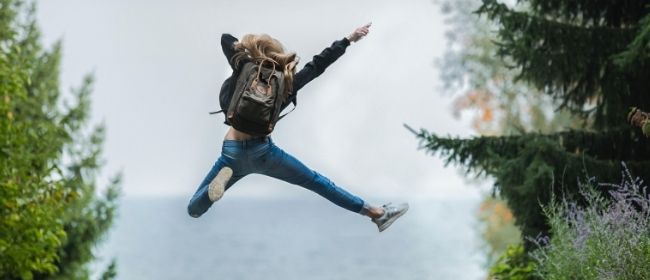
[614,12,650,70]
[414,127,650,241]
[419,0,650,247]
[488,244,538,280]
[437,0,579,267]
[525,0,647,26]
[0,0,120,279]
[98,260,117,280]
[476,0,650,129]
[438,0,581,135]
[531,170,650,279]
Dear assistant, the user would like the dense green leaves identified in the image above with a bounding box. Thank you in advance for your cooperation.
[527,0,647,26]
[489,244,538,280]
[0,0,119,279]
[477,0,650,128]
[615,12,650,69]
[531,172,650,279]
[421,0,650,246]
[415,126,650,241]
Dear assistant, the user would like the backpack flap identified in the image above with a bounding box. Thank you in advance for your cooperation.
[225,59,287,136]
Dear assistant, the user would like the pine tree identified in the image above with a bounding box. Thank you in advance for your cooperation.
[416,0,650,245]
[438,0,582,135]
[0,1,120,279]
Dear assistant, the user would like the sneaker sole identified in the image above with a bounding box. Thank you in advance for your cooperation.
[378,204,409,232]
[208,166,232,202]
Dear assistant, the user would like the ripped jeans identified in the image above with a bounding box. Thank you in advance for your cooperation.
[187,136,370,218]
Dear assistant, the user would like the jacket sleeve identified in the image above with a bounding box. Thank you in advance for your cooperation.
[221,33,239,69]
[293,37,351,92]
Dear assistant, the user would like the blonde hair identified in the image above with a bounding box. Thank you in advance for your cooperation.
[232,34,299,97]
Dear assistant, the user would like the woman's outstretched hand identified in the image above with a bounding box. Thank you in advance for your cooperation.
[346,22,371,43]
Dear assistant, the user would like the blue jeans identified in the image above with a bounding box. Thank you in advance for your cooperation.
[187,136,370,218]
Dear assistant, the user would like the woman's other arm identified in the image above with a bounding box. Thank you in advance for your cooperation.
[221,33,239,69]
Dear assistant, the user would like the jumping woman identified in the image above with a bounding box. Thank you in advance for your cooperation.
[187,23,409,232]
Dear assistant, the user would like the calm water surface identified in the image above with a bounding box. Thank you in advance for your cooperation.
[97,194,485,280]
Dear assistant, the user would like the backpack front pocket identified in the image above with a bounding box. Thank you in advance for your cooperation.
[237,93,274,124]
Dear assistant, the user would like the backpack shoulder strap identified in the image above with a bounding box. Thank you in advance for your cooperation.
[277,102,296,121]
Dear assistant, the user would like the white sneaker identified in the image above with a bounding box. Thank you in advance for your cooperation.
[208,167,232,202]
[371,202,409,232]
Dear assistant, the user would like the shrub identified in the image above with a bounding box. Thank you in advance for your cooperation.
[531,163,650,280]
[488,244,538,280]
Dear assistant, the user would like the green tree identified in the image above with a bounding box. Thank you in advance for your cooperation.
[437,0,580,265]
[438,0,581,136]
[0,1,120,279]
[416,0,650,246]
[437,0,576,265]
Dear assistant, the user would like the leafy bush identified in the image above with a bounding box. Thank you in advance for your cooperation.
[488,244,538,280]
[531,164,650,280]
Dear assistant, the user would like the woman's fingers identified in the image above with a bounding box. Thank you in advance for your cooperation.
[347,23,371,42]
[358,27,369,35]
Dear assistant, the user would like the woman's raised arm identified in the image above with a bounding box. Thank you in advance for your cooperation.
[292,23,372,92]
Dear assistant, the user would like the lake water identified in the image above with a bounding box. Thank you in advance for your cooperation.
[96,195,486,280]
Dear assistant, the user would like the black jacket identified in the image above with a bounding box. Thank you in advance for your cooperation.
[218,33,351,125]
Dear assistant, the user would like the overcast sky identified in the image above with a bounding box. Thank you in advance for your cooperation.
[35,0,483,200]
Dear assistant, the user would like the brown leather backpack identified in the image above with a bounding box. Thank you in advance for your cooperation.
[223,59,287,136]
